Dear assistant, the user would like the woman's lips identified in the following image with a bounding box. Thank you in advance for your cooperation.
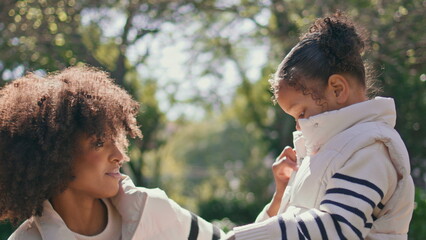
[106,171,122,179]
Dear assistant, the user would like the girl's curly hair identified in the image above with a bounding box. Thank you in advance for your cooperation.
[270,11,379,103]
[0,66,142,224]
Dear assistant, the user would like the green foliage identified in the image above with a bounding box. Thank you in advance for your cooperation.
[409,188,426,239]
[199,197,267,225]
[151,118,273,213]
[0,221,14,240]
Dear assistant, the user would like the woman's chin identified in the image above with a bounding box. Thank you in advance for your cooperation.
[98,183,120,199]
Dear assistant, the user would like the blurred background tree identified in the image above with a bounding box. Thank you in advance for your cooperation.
[1,0,425,239]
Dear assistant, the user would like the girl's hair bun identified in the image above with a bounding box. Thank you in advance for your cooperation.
[269,10,377,103]
[304,11,367,68]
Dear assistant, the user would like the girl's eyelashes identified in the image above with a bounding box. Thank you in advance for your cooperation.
[299,112,305,119]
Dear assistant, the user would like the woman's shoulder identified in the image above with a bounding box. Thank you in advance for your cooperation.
[111,176,172,214]
[8,219,41,240]
[119,176,169,199]
[138,187,168,199]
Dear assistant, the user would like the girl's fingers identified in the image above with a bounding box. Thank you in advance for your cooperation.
[277,146,297,162]
[273,157,299,171]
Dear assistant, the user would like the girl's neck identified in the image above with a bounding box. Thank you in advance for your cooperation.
[50,190,108,236]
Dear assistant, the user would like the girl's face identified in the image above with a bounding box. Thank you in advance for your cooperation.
[67,134,128,199]
[277,83,338,130]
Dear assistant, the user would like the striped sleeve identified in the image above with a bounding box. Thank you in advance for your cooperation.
[233,143,397,240]
[187,211,224,240]
[167,197,225,240]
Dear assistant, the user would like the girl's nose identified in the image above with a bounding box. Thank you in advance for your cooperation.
[295,121,301,131]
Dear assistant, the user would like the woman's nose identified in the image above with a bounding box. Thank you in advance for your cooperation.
[111,144,127,165]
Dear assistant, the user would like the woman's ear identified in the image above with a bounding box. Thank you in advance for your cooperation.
[327,74,350,105]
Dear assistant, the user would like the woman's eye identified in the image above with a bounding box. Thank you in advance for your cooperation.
[299,112,305,118]
[94,140,104,149]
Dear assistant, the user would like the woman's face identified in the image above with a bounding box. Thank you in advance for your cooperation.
[67,133,128,199]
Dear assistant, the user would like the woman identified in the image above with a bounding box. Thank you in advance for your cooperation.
[0,66,224,240]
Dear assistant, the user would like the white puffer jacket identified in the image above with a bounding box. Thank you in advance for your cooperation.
[234,97,415,240]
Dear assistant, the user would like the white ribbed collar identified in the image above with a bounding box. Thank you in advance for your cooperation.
[295,97,397,156]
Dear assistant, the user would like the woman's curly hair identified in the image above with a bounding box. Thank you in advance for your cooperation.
[270,11,379,103]
[0,66,142,224]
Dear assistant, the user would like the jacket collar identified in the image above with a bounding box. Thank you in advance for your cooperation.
[296,97,397,156]
[33,201,77,239]
[32,176,144,239]
[110,175,146,240]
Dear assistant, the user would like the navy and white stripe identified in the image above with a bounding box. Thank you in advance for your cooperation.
[320,199,370,227]
[212,225,221,240]
[329,213,363,239]
[278,215,287,240]
[296,215,311,239]
[325,188,375,208]
[310,211,328,240]
[273,173,386,240]
[188,212,199,240]
[188,212,223,240]
[332,173,384,199]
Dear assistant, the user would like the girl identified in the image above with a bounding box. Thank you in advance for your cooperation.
[0,67,224,240]
[227,12,414,240]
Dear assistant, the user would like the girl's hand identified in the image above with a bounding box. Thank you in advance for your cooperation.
[272,146,298,193]
[267,146,298,217]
